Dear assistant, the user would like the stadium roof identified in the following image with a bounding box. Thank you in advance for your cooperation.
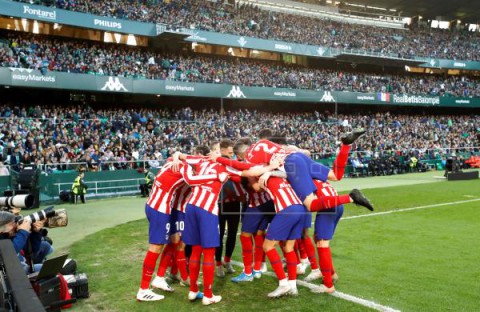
[346,0,479,23]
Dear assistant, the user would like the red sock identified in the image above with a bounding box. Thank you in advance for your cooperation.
[170,244,179,275]
[189,245,202,293]
[157,243,176,277]
[216,261,222,266]
[261,234,267,263]
[293,241,301,264]
[253,234,265,271]
[202,248,215,298]
[224,256,231,263]
[303,237,318,270]
[284,251,297,281]
[140,251,159,289]
[297,239,307,260]
[318,247,334,288]
[333,144,350,181]
[176,249,188,281]
[310,194,351,212]
[266,249,286,280]
[240,235,253,274]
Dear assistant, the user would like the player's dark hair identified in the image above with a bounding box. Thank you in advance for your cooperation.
[258,128,273,139]
[209,140,220,151]
[220,139,234,149]
[269,132,288,145]
[233,141,250,159]
[194,145,210,156]
[236,137,252,146]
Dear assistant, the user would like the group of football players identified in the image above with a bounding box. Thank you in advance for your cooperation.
[136,128,374,305]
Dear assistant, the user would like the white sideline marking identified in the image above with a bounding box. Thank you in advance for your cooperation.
[230,260,400,312]
[233,199,480,308]
[342,198,480,221]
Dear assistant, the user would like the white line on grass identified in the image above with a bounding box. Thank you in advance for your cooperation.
[230,260,400,312]
[239,199,480,235]
[342,198,480,221]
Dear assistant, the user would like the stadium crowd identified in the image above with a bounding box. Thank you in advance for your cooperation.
[1,32,479,97]
[0,104,478,174]
[12,0,480,60]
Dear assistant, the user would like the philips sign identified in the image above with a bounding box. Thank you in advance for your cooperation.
[94,19,122,30]
[23,5,56,21]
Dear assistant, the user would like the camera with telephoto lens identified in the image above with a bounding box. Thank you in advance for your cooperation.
[14,206,68,228]
[15,206,55,224]
[0,194,35,210]
[0,195,68,228]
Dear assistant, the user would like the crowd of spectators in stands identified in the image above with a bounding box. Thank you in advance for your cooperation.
[13,0,480,60]
[1,31,479,97]
[0,104,478,175]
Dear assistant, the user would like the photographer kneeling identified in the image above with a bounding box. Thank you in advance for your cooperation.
[0,211,53,273]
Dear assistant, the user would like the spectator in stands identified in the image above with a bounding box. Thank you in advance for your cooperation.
[0,161,9,176]
[351,156,367,176]
[1,31,479,97]
[12,0,480,60]
[7,146,23,172]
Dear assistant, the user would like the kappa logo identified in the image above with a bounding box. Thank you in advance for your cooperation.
[237,37,247,47]
[226,86,246,98]
[429,59,436,67]
[101,77,128,92]
[9,68,33,73]
[317,47,326,56]
[320,91,335,102]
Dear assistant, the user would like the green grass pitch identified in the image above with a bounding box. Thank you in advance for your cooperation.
[47,176,479,312]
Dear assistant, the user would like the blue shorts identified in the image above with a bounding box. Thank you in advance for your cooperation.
[145,204,171,245]
[266,204,306,241]
[303,212,312,229]
[314,205,344,241]
[183,204,220,248]
[170,209,185,236]
[258,200,276,216]
[242,205,270,234]
[285,152,330,202]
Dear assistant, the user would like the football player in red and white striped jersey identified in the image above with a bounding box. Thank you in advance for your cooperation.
[229,138,275,283]
[174,146,282,305]
[311,180,344,294]
[155,182,192,288]
[248,175,307,298]
[244,129,367,214]
[136,158,187,301]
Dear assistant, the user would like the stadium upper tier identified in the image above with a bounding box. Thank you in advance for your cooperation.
[0,104,478,172]
[10,0,480,61]
[0,32,478,98]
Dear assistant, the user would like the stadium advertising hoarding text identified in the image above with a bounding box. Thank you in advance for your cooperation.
[0,68,477,108]
[418,58,480,71]
[0,0,156,35]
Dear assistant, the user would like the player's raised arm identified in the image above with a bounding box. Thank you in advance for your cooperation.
[180,163,227,186]
[258,170,287,189]
[209,152,255,171]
